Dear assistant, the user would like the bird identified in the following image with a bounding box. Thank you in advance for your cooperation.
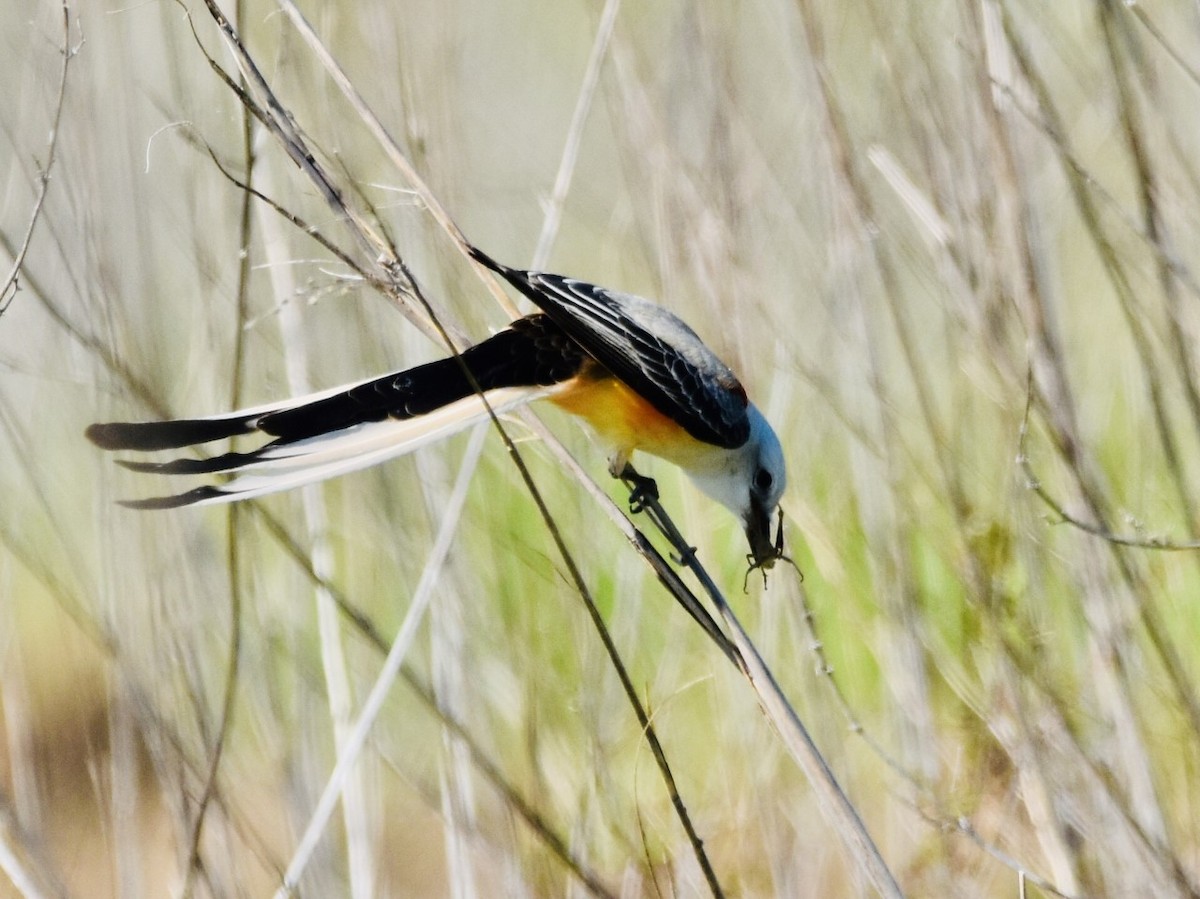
[86,247,788,569]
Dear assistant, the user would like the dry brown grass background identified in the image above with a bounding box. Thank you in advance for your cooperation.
[3,0,1200,896]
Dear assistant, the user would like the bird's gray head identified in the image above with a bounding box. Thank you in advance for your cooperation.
[688,404,787,570]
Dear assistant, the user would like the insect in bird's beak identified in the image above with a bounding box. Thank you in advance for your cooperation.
[744,504,788,584]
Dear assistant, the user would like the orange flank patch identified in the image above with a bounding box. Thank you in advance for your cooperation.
[549,370,713,467]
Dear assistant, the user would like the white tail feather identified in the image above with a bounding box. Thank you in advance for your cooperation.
[191,386,549,505]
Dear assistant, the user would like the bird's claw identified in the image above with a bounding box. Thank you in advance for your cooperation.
[628,476,659,514]
[618,464,659,514]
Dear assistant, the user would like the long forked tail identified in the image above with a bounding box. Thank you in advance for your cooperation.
[88,316,585,509]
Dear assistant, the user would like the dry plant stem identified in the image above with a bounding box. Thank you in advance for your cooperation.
[427,456,481,899]
[178,466,246,895]
[255,156,725,899]
[1,268,266,892]
[37,196,607,899]
[178,501,243,899]
[975,648,1084,894]
[996,624,1200,897]
[203,146,384,291]
[618,469,742,666]
[989,73,1200,309]
[911,805,1079,899]
[705,572,901,898]
[185,21,396,296]
[487,458,728,897]
[270,0,729,680]
[179,13,257,888]
[4,386,293,884]
[512,408,744,670]
[261,157,379,896]
[193,0,519,501]
[622,473,903,899]
[226,0,258,417]
[0,513,287,884]
[1018,397,1200,551]
[275,424,489,898]
[631,529,742,669]
[271,0,520,319]
[29,488,561,896]
[0,232,163,414]
[14,372,599,895]
[198,0,434,332]
[790,582,913,782]
[186,42,691,892]
[0,0,71,316]
[1081,7,1198,536]
[1125,2,1200,91]
[0,794,68,899]
[531,0,621,269]
[1099,4,1200,521]
[1000,15,1170,532]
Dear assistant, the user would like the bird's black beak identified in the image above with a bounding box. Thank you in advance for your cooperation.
[744,499,783,570]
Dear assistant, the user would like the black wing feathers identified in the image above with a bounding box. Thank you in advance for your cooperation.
[470,247,749,448]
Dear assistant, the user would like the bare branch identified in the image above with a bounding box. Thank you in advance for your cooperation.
[1019,374,1200,551]
[0,0,74,317]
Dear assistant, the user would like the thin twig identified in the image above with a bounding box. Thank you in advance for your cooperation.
[531,0,621,269]
[198,0,430,325]
[1125,2,1200,92]
[179,5,257,886]
[203,146,387,294]
[276,424,489,897]
[1018,373,1200,551]
[0,0,73,317]
[790,577,918,783]
[272,0,520,319]
[910,803,1080,899]
[0,792,68,899]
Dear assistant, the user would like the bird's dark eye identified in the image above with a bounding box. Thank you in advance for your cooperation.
[754,468,773,492]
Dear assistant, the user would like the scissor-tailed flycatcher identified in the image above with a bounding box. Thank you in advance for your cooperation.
[87,247,788,567]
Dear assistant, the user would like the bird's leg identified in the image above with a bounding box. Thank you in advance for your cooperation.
[619,463,657,511]
[614,460,699,565]
[613,458,659,514]
[606,450,633,481]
